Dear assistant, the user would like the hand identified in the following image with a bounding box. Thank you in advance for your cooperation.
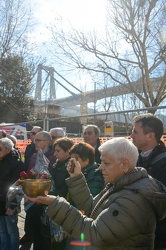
[67,158,82,177]
[24,194,56,205]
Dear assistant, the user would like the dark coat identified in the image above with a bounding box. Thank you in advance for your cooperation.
[49,158,70,199]
[25,147,56,250]
[24,143,37,171]
[94,139,101,164]
[0,150,25,215]
[137,140,166,248]
[82,163,104,197]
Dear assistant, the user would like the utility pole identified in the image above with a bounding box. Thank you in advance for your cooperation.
[94,82,96,123]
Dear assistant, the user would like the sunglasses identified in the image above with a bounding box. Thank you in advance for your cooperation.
[30,132,37,135]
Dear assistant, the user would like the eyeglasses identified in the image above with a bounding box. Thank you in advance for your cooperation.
[30,132,37,135]
[34,139,47,143]
[83,131,93,136]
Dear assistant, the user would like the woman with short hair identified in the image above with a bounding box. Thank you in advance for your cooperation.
[69,142,104,197]
[47,137,74,250]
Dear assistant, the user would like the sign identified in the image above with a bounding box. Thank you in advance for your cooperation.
[104,121,114,136]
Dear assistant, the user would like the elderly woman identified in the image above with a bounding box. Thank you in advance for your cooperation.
[25,137,166,250]
[0,138,25,250]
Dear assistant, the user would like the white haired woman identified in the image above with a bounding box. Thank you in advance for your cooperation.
[0,138,25,250]
[25,137,166,250]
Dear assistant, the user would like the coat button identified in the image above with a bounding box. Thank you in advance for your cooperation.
[112,210,119,216]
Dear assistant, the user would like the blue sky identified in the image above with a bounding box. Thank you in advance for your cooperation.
[28,0,107,99]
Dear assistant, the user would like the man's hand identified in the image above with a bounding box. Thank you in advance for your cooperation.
[24,194,56,205]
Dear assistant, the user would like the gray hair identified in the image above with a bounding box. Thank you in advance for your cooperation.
[49,127,65,137]
[36,131,52,142]
[7,134,17,145]
[99,137,138,168]
[0,138,14,151]
[83,124,100,135]
[32,126,43,131]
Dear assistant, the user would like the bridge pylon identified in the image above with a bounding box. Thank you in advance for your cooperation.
[35,64,56,101]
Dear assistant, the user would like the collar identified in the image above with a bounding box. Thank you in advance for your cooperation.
[43,146,52,154]
[140,148,153,157]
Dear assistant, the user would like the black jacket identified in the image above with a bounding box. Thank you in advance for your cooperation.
[49,158,70,199]
[24,143,37,171]
[137,140,166,248]
[94,139,101,164]
[0,150,25,215]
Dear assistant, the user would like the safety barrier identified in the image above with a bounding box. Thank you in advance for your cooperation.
[16,136,166,157]
[16,139,31,156]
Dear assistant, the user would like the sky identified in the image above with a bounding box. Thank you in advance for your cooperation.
[28,0,107,100]
[30,0,107,36]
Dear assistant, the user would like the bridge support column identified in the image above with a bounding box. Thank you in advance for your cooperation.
[80,92,88,125]
[43,117,49,131]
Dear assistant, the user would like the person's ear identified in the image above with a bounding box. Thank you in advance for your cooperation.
[85,158,89,166]
[145,132,155,142]
[121,158,130,174]
[6,148,10,153]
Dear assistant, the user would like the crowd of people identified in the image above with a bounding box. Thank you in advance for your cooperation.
[0,113,166,250]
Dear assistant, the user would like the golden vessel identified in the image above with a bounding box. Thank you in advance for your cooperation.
[22,179,51,198]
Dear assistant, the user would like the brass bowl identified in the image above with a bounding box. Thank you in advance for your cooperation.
[22,179,51,198]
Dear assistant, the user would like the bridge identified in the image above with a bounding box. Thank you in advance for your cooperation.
[34,64,161,120]
[35,78,160,107]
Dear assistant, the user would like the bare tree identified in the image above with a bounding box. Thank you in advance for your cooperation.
[49,0,166,113]
[0,0,34,58]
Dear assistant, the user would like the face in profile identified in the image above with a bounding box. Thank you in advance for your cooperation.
[54,144,70,162]
[0,143,10,159]
[131,122,150,151]
[50,132,62,145]
[99,152,124,184]
[30,128,41,142]
[34,134,49,151]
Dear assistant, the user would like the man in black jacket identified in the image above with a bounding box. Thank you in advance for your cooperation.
[24,126,42,171]
[131,113,166,250]
[20,126,42,244]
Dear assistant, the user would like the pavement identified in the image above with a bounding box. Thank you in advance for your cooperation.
[18,201,33,250]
